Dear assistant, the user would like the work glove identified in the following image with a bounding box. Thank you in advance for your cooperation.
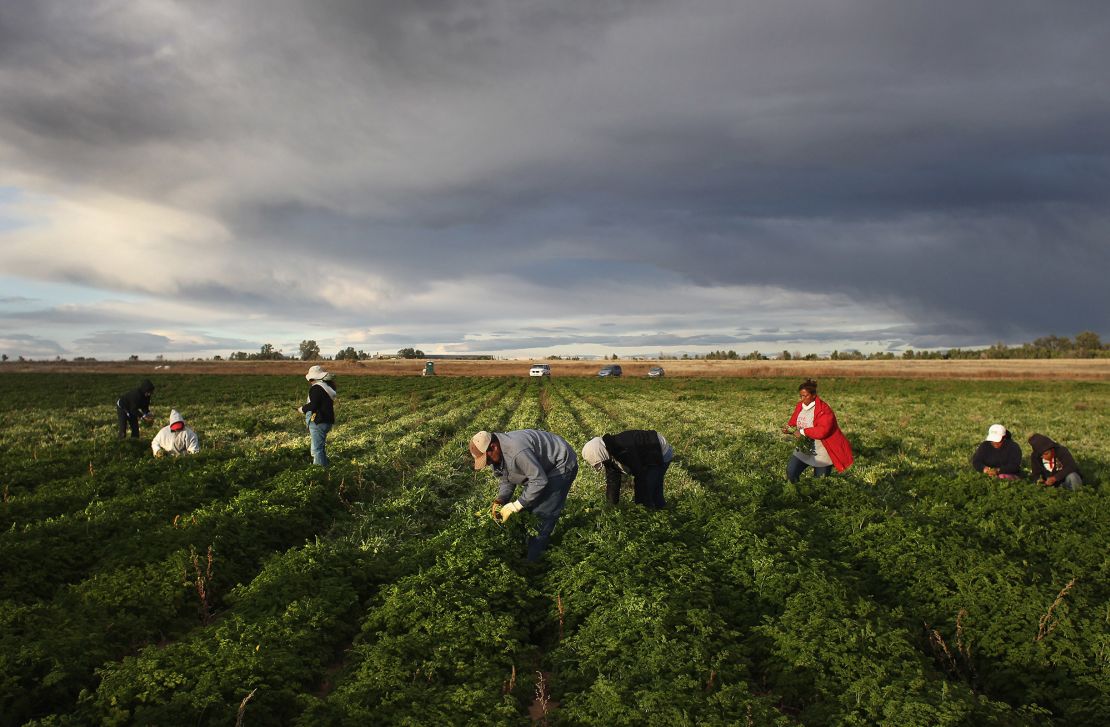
[496,500,523,524]
[490,501,502,521]
[153,449,164,459]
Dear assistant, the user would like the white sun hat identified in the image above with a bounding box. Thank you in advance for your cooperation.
[305,365,332,381]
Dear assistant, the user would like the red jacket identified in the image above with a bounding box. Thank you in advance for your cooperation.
[788,397,854,472]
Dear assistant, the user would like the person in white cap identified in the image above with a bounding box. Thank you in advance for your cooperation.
[582,430,673,508]
[469,429,578,561]
[970,424,1023,480]
[298,365,337,466]
[151,409,200,457]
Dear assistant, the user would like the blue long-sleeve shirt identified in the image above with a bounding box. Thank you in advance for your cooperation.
[492,429,577,518]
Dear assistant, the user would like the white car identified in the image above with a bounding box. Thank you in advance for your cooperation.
[529,364,551,377]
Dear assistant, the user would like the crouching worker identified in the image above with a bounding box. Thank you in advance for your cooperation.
[151,409,200,457]
[971,424,1023,480]
[470,429,578,561]
[582,430,673,508]
[1028,433,1083,491]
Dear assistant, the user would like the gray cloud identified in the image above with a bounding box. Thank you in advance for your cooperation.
[0,333,66,357]
[1,0,1108,353]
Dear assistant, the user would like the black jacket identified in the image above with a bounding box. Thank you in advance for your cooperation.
[302,382,336,424]
[117,379,154,416]
[1028,434,1080,483]
[970,436,1023,476]
[602,430,665,481]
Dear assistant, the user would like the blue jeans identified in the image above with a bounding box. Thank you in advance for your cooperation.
[787,453,831,483]
[308,419,332,466]
[527,465,577,561]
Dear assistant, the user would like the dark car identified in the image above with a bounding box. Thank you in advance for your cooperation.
[647,366,665,378]
[597,365,623,377]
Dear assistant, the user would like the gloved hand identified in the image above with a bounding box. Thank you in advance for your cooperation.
[490,501,502,521]
[496,500,523,524]
[297,406,305,414]
[153,449,164,459]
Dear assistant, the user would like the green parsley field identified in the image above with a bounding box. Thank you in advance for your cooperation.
[1,373,1107,725]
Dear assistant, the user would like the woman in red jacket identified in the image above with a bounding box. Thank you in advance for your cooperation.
[781,379,854,483]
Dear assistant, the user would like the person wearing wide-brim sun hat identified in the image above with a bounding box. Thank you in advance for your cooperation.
[298,364,337,466]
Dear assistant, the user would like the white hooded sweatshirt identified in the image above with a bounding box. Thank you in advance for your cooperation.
[151,409,200,456]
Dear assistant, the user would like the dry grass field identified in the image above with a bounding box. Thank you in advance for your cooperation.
[4,357,1109,379]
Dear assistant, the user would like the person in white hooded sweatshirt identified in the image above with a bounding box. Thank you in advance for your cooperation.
[151,409,200,457]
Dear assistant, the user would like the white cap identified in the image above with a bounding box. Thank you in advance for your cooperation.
[582,437,609,471]
[985,424,1007,443]
[305,365,332,381]
[469,431,493,470]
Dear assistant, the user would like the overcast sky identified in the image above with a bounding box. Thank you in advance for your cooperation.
[1,0,1108,360]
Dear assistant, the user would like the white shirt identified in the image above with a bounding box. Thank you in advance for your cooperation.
[794,401,832,467]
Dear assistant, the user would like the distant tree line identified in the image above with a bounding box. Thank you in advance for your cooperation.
[4,331,1105,363]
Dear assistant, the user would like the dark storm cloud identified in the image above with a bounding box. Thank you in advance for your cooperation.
[2,0,1108,349]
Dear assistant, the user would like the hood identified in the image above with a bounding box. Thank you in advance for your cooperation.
[1028,433,1058,456]
[140,379,155,394]
[169,409,185,426]
[582,437,609,469]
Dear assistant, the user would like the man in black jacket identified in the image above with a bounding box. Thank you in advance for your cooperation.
[116,379,155,439]
[582,430,673,508]
[1028,433,1083,490]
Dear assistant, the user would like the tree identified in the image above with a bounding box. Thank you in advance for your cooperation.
[335,346,359,361]
[1,354,7,362]
[781,350,792,360]
[397,347,425,359]
[1074,331,1102,357]
[299,340,321,361]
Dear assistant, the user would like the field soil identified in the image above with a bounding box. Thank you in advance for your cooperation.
[5,357,1110,379]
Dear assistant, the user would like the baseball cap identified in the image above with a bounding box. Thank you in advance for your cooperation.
[469,431,493,469]
[985,424,1007,442]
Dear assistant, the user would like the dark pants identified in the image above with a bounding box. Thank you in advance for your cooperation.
[527,465,577,562]
[634,462,669,509]
[787,453,831,483]
[117,405,139,439]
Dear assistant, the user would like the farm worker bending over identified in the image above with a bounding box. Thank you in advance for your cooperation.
[151,409,200,457]
[971,424,1023,479]
[582,430,673,509]
[298,365,336,467]
[1028,434,1083,491]
[116,378,155,440]
[781,378,854,483]
[470,429,578,561]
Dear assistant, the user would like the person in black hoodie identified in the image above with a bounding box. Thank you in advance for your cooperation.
[116,378,155,439]
[1028,433,1083,490]
[581,430,674,508]
[298,365,336,466]
[970,424,1023,480]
